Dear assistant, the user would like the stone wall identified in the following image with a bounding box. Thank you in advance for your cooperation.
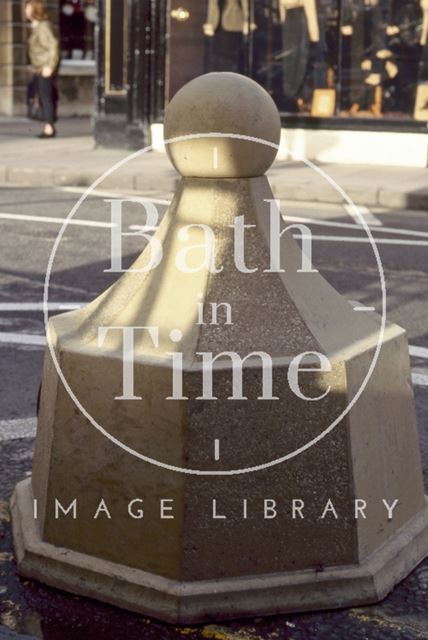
[0,0,28,115]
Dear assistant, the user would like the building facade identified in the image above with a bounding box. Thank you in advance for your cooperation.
[95,0,428,166]
[0,0,95,118]
[1,1,427,166]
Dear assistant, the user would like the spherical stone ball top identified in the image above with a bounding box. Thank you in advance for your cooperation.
[164,72,281,179]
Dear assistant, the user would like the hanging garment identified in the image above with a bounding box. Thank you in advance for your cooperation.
[251,1,284,96]
[280,6,310,107]
[383,0,425,113]
[203,0,250,35]
[340,0,393,108]
[311,0,331,89]
[279,0,320,42]
[203,0,246,73]
[278,0,323,108]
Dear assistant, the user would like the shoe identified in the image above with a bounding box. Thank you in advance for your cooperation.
[37,130,56,139]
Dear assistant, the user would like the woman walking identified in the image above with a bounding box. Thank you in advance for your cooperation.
[25,0,59,138]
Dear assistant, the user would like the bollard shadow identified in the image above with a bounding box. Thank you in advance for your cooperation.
[397,186,428,212]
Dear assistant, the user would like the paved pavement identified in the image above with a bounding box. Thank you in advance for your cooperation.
[0,185,428,638]
[0,117,427,210]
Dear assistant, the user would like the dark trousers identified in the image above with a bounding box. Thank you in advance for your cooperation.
[36,75,55,125]
[281,7,310,110]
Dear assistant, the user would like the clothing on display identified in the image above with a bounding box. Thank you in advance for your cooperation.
[203,0,252,35]
[278,0,324,110]
[197,0,428,120]
[340,0,397,113]
[279,0,320,41]
[203,0,252,73]
[280,6,311,107]
[383,0,427,113]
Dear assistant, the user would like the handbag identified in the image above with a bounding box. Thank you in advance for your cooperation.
[27,76,44,121]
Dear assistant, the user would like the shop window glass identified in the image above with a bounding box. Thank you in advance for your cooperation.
[252,1,340,115]
[202,0,252,74]
[167,1,428,122]
[339,0,425,119]
[168,1,207,99]
[60,0,96,60]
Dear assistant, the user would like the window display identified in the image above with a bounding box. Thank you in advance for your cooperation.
[339,0,424,118]
[203,0,253,73]
[60,0,95,61]
[186,0,428,122]
[251,0,336,112]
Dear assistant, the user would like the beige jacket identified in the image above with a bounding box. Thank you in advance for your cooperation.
[28,20,59,72]
[203,0,250,35]
[279,0,320,42]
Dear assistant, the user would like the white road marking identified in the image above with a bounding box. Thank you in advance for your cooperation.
[213,147,219,170]
[412,372,428,387]
[0,332,45,346]
[300,234,428,247]
[2,331,428,392]
[343,203,382,227]
[0,417,36,441]
[127,225,158,232]
[0,211,113,228]
[0,302,84,311]
[353,306,375,312]
[1,208,426,245]
[214,438,220,461]
[0,355,427,442]
[284,215,428,240]
[409,345,428,360]
[0,321,427,363]
[60,186,171,205]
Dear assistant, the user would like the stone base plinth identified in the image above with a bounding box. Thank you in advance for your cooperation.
[11,478,428,624]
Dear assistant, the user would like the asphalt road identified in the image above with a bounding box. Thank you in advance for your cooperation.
[0,185,428,639]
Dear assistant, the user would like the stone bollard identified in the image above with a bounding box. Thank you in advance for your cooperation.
[11,73,428,623]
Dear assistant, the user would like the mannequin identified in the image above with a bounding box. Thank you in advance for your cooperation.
[203,0,246,72]
[277,0,321,111]
[384,0,428,46]
[341,0,397,115]
[381,0,428,114]
[203,0,255,36]
[203,0,256,73]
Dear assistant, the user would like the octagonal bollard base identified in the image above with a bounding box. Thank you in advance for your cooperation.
[11,478,428,624]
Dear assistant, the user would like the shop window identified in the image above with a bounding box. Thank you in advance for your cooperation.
[168,1,428,122]
[60,0,96,61]
[252,1,339,115]
[338,0,426,119]
[252,0,428,121]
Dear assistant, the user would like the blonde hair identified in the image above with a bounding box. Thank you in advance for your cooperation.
[27,0,49,21]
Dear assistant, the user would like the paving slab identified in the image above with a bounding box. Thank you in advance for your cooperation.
[0,117,427,210]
